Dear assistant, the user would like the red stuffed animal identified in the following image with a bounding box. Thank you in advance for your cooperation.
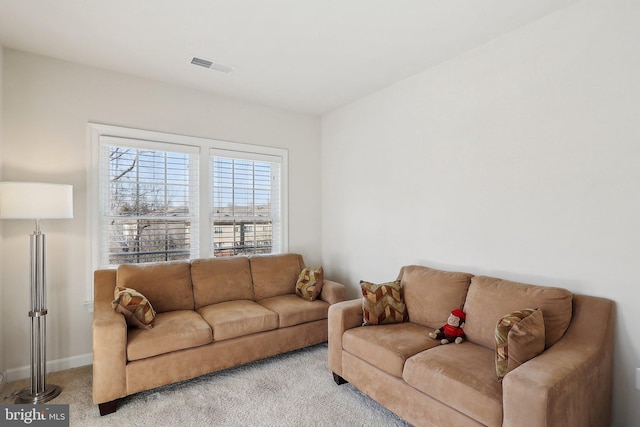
[429,309,466,344]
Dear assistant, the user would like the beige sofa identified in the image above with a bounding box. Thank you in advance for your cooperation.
[93,253,345,415]
[328,265,614,427]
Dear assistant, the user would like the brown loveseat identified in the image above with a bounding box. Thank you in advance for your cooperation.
[93,253,345,415]
[328,265,614,427]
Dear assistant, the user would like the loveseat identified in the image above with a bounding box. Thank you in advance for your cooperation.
[93,253,345,415]
[328,265,614,427]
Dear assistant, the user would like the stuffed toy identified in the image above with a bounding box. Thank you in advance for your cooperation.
[429,308,466,344]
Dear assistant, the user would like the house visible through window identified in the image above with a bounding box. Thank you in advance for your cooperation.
[89,124,288,283]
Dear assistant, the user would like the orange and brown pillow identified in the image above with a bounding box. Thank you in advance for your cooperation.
[360,280,408,326]
[495,308,545,380]
[112,286,156,329]
[295,267,324,301]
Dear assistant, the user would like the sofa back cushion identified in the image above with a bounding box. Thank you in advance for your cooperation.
[250,253,304,300]
[399,265,473,329]
[191,256,255,309]
[116,261,193,313]
[463,276,573,350]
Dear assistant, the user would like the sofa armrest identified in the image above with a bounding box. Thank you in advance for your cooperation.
[328,299,363,376]
[92,269,128,405]
[502,294,614,427]
[320,279,346,305]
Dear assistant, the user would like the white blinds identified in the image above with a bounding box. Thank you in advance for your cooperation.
[92,128,286,270]
[99,136,199,266]
[210,149,282,256]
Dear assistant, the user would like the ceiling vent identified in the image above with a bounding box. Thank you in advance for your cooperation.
[191,57,235,74]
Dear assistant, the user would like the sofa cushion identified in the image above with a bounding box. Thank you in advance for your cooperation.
[403,343,502,427]
[257,294,329,328]
[197,300,279,341]
[343,322,438,378]
[360,280,408,325]
[463,276,572,350]
[116,261,194,313]
[250,253,304,300]
[295,267,324,301]
[399,265,472,330]
[495,308,545,380]
[126,310,213,361]
[191,257,255,309]
[112,286,156,329]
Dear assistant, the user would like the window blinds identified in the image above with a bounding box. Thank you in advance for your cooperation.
[99,136,199,265]
[210,149,282,256]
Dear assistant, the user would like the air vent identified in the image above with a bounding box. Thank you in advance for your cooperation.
[191,57,213,68]
[191,57,235,74]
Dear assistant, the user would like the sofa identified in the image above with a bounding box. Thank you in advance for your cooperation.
[328,265,614,427]
[93,253,345,415]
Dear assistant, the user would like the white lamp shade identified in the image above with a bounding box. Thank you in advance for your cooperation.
[0,182,73,219]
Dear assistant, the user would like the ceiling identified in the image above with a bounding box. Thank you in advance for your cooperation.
[0,0,577,115]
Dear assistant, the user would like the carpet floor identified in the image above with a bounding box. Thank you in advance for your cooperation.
[2,343,411,426]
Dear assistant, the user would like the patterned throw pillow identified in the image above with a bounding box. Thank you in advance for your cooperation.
[495,308,545,380]
[295,267,324,301]
[360,280,408,326]
[112,286,157,329]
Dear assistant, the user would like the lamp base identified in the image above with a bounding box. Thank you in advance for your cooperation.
[15,384,61,404]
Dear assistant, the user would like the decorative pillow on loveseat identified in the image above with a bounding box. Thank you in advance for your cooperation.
[295,267,324,301]
[360,280,408,326]
[112,286,157,329]
[495,308,545,380]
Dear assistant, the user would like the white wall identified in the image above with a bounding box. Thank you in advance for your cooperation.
[0,45,5,382]
[321,1,640,426]
[1,49,321,379]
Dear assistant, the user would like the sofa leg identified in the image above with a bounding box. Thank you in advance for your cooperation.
[333,372,348,385]
[98,400,118,416]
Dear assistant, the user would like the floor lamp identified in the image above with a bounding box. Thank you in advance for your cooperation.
[0,182,73,404]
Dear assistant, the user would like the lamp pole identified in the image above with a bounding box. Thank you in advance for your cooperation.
[16,219,61,403]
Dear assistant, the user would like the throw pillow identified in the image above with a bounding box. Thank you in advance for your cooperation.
[112,286,157,329]
[295,267,324,301]
[495,308,545,380]
[360,280,408,326]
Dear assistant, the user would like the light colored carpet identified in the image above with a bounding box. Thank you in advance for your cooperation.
[2,343,411,426]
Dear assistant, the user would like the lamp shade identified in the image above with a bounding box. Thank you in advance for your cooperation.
[0,182,73,219]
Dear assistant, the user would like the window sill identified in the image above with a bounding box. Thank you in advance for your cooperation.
[83,301,94,313]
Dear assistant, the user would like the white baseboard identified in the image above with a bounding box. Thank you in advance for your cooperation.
[5,353,92,383]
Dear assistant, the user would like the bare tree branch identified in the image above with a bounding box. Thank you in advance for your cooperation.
[112,158,136,181]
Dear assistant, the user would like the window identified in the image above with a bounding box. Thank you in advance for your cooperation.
[99,139,199,265]
[211,150,282,256]
[88,124,288,303]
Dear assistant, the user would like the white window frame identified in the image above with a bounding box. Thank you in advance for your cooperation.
[210,148,283,256]
[86,123,288,307]
[99,136,201,265]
